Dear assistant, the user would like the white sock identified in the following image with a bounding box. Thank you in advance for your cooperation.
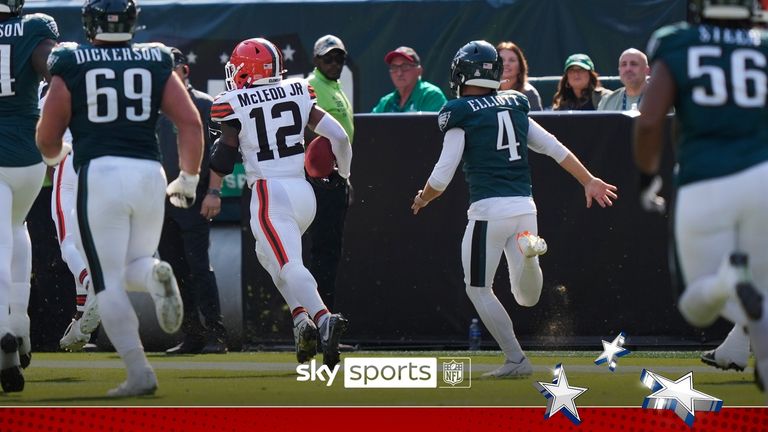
[123,347,152,380]
[291,307,309,326]
[719,324,750,354]
[466,286,525,363]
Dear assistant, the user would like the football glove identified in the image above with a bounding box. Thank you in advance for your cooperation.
[166,171,200,209]
[639,173,666,214]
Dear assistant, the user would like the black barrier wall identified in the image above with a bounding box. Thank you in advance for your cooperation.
[241,113,731,348]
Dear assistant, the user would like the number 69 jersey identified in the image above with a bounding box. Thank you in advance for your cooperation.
[48,42,174,170]
[210,77,316,185]
[648,23,768,186]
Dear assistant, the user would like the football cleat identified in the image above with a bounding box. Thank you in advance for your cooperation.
[320,313,349,369]
[79,281,101,334]
[700,348,747,372]
[481,357,533,379]
[0,332,24,393]
[148,261,183,334]
[59,318,91,352]
[517,231,547,258]
[293,317,318,364]
[106,368,157,397]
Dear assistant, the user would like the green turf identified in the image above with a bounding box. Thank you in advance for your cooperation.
[0,351,762,406]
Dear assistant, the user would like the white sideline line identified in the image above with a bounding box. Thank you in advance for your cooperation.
[30,360,749,374]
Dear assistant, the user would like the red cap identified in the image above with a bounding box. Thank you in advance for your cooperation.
[384,46,420,65]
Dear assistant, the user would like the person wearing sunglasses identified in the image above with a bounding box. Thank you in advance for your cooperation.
[372,46,446,113]
[306,35,354,312]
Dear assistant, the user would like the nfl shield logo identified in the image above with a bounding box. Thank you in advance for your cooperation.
[442,360,464,386]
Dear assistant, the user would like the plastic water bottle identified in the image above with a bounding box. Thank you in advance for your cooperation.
[468,318,482,350]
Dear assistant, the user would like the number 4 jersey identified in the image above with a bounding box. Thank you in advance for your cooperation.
[210,78,316,185]
[48,42,174,169]
[648,23,768,186]
[0,13,58,167]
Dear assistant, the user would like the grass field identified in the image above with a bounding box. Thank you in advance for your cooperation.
[0,351,763,406]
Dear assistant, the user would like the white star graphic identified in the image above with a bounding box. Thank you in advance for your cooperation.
[641,369,722,427]
[534,364,588,425]
[594,331,630,371]
[282,44,295,62]
[219,52,230,64]
[186,51,197,64]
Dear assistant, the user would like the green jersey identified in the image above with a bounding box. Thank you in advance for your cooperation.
[0,13,58,167]
[648,22,768,186]
[48,42,174,169]
[438,90,531,203]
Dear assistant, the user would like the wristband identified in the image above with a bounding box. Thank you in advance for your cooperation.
[207,188,221,197]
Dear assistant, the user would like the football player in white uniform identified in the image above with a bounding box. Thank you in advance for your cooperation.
[39,83,101,352]
[210,38,352,368]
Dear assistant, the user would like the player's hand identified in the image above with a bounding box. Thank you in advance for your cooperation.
[639,174,666,214]
[167,171,199,209]
[200,193,221,220]
[411,190,429,215]
[42,140,72,166]
[584,177,618,208]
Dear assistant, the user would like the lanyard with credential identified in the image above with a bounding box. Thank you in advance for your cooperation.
[621,90,643,110]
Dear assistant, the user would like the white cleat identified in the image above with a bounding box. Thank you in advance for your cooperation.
[149,261,183,334]
[517,231,548,258]
[482,357,533,379]
[700,347,748,372]
[79,281,101,334]
[106,368,158,398]
[59,319,91,352]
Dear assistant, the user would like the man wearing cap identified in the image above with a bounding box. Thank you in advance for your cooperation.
[372,46,447,113]
[157,47,228,355]
[598,48,650,111]
[306,35,354,309]
[552,53,611,111]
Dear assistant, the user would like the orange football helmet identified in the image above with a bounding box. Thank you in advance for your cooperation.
[225,38,286,91]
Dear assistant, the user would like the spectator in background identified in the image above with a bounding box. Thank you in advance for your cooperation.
[598,48,650,111]
[372,46,446,112]
[496,42,542,111]
[552,53,611,111]
[306,35,354,310]
[158,47,228,355]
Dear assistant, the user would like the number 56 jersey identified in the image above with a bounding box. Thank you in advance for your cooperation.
[211,78,315,185]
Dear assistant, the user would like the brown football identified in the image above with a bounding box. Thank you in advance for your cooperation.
[305,136,335,178]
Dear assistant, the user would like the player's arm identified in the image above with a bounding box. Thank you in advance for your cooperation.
[163,72,204,208]
[308,105,352,178]
[209,120,240,176]
[200,170,223,220]
[633,60,675,175]
[528,119,617,208]
[411,128,464,215]
[36,75,71,165]
[31,39,56,82]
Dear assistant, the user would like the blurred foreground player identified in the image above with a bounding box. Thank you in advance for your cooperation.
[634,0,768,392]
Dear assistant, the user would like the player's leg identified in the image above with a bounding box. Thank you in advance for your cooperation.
[506,214,545,308]
[675,181,742,328]
[462,217,532,378]
[734,162,768,392]
[53,156,99,350]
[0,173,23,392]
[79,159,161,397]
[7,163,45,377]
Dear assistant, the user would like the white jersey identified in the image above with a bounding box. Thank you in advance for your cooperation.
[211,78,316,186]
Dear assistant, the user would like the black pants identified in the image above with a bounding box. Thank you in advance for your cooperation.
[305,181,349,310]
[158,213,226,342]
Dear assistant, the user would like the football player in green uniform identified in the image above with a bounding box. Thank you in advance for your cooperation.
[412,40,617,378]
[36,0,203,397]
[635,0,768,392]
[0,0,58,393]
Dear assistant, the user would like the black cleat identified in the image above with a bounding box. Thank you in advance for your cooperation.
[700,349,746,372]
[321,314,349,369]
[756,366,765,392]
[0,333,24,393]
[736,282,764,321]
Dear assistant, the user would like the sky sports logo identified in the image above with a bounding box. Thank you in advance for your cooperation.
[296,357,471,389]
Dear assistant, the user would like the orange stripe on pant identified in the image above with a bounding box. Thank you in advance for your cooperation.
[256,179,288,268]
